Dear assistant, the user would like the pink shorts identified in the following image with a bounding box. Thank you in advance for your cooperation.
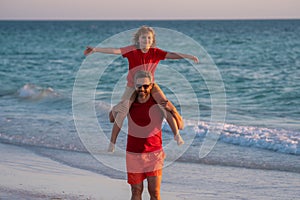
[126,150,165,184]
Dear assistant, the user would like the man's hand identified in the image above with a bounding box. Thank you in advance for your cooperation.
[160,100,175,112]
[108,142,115,153]
[109,110,115,123]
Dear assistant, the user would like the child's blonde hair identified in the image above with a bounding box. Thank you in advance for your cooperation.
[133,26,156,48]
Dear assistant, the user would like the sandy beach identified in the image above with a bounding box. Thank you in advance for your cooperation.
[1,142,300,200]
[0,143,180,200]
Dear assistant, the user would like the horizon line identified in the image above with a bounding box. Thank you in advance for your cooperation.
[0,17,299,21]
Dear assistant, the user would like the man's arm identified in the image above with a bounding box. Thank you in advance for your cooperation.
[108,125,121,152]
[165,52,199,63]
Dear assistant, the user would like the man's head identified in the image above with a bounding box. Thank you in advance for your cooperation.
[134,71,153,98]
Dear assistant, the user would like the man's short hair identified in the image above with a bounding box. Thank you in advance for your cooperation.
[134,70,153,83]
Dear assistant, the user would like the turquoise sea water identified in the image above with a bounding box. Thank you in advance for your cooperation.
[0,20,299,174]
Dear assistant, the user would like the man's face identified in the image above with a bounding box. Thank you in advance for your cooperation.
[135,77,153,98]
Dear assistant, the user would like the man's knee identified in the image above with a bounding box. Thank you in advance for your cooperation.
[148,187,160,199]
[111,100,130,118]
[131,184,143,198]
[147,175,161,200]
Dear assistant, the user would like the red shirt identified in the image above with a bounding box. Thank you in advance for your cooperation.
[126,96,164,153]
[120,45,167,87]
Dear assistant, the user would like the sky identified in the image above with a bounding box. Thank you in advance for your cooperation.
[1,0,300,20]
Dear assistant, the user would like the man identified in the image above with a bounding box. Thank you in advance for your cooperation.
[108,71,183,200]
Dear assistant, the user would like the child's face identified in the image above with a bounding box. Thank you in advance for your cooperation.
[138,32,153,50]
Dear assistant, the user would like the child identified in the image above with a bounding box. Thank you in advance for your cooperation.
[84,26,199,151]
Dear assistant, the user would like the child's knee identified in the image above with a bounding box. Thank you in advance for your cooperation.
[113,100,130,114]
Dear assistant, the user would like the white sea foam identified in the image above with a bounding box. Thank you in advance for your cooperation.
[17,84,59,100]
[180,118,300,155]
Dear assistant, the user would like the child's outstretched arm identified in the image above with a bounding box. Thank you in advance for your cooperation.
[84,46,121,56]
[166,52,199,63]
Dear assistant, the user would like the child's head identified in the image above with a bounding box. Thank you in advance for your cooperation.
[133,26,156,48]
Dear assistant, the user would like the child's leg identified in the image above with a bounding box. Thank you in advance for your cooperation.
[109,87,136,138]
[151,83,184,130]
[164,111,184,146]
[110,87,136,123]
[151,84,184,146]
[167,103,184,130]
[108,87,136,152]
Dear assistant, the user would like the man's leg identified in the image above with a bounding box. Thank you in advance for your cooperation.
[147,176,162,200]
[131,182,144,200]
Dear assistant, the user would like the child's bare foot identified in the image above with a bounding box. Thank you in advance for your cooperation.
[108,142,115,152]
[174,134,184,146]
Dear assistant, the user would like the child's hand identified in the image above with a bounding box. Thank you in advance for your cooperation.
[84,46,94,56]
[191,56,199,63]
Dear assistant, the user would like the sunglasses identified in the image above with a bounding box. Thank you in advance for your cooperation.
[135,84,151,90]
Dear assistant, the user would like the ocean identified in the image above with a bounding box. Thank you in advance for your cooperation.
[0,20,300,198]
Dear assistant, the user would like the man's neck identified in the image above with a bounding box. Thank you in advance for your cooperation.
[137,94,150,103]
